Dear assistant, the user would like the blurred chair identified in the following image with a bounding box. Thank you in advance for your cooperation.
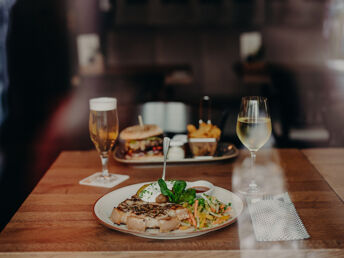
[267,63,330,147]
[322,103,344,147]
[138,101,191,134]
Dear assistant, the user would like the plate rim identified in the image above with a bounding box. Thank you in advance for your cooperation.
[93,182,244,239]
[113,143,239,164]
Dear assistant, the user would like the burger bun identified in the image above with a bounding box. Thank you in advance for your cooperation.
[120,124,163,140]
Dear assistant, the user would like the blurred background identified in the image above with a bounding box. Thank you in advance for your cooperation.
[1,0,344,230]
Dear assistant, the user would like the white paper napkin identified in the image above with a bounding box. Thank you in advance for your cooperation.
[247,192,310,241]
[79,173,129,188]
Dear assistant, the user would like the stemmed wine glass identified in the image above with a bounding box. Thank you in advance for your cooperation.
[236,96,272,195]
[88,97,119,185]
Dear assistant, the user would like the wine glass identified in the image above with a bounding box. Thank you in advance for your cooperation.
[236,96,272,195]
[88,97,119,185]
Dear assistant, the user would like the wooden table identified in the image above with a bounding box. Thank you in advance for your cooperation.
[0,149,343,257]
[302,148,344,201]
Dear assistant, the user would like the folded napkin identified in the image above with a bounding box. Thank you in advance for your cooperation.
[247,192,310,241]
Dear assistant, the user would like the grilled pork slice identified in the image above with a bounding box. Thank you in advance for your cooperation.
[110,196,189,232]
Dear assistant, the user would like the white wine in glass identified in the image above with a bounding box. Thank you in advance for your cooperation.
[88,97,119,184]
[236,117,271,152]
[236,96,272,194]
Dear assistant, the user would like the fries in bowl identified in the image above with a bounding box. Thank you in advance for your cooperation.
[187,122,221,140]
[187,123,221,156]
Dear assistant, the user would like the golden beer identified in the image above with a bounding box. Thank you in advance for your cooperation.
[89,109,118,155]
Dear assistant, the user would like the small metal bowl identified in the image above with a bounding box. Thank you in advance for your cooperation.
[188,138,218,157]
[187,180,214,197]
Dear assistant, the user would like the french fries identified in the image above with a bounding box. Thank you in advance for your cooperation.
[187,122,221,140]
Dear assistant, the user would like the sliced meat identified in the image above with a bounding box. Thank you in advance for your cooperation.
[159,217,180,233]
[144,216,161,228]
[110,208,126,224]
[167,206,189,221]
[110,195,189,232]
[127,216,146,232]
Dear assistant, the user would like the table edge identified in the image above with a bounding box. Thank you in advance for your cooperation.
[1,249,343,258]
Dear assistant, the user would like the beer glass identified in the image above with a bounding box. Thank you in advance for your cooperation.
[89,97,119,183]
[236,96,271,194]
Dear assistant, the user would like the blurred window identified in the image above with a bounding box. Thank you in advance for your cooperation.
[324,0,344,59]
[139,102,191,133]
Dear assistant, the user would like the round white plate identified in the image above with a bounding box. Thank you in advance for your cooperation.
[93,182,244,239]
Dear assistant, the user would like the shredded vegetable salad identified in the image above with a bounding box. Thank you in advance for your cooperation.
[156,178,232,231]
[180,195,231,231]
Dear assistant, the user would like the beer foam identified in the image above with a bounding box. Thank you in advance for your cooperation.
[89,97,117,111]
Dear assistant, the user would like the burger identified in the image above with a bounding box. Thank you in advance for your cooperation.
[119,124,164,160]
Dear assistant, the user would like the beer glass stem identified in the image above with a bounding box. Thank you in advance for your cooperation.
[248,151,258,192]
[100,155,109,178]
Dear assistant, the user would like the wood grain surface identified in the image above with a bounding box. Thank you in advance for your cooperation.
[0,149,343,256]
[302,148,344,201]
[0,250,344,258]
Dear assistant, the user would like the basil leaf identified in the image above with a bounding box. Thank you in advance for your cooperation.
[172,180,187,203]
[179,188,196,204]
[158,178,175,202]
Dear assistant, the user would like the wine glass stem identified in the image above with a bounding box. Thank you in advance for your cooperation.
[249,151,257,189]
[100,155,109,177]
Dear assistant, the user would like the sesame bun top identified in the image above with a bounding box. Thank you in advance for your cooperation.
[119,124,163,140]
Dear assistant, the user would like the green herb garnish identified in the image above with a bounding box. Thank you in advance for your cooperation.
[158,178,196,204]
[158,179,175,202]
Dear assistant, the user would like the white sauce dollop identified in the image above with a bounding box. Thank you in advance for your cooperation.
[139,180,175,203]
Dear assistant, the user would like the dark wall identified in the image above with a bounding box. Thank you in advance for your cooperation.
[0,0,70,230]
[77,0,333,143]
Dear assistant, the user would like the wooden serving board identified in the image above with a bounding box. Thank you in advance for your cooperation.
[113,143,239,164]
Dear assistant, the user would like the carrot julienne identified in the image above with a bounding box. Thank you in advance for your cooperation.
[188,211,197,227]
[194,199,199,218]
[183,195,232,231]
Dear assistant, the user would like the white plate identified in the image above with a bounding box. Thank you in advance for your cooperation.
[93,182,244,239]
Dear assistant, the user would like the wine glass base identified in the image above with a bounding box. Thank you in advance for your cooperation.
[79,172,129,188]
[238,184,261,196]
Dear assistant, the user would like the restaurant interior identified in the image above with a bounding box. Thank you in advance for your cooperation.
[0,0,343,239]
